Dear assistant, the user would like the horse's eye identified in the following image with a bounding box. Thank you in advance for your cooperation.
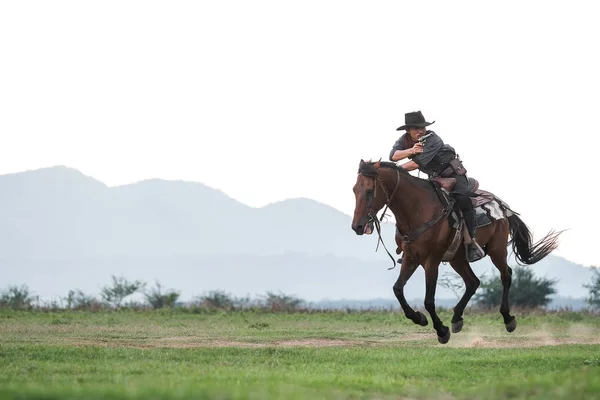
[366,189,374,200]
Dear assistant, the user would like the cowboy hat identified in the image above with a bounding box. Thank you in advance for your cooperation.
[396,110,435,131]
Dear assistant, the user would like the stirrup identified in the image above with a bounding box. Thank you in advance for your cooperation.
[466,239,485,262]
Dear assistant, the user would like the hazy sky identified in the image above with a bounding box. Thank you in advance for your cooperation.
[1,1,599,267]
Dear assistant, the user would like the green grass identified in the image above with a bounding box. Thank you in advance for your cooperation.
[1,309,599,399]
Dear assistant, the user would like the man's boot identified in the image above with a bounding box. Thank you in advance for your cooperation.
[463,210,485,262]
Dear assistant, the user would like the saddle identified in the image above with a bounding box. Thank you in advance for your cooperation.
[395,177,514,262]
[431,176,478,192]
[430,176,494,207]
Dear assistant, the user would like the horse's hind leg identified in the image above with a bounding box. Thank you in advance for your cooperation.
[448,251,481,333]
[423,259,451,344]
[491,254,516,332]
[393,257,428,327]
[488,220,517,332]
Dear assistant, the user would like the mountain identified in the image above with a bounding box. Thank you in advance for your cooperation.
[0,166,394,259]
[0,166,595,307]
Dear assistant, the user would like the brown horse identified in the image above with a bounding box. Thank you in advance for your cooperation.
[351,160,562,344]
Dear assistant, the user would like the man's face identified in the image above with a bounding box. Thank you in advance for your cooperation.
[408,126,426,141]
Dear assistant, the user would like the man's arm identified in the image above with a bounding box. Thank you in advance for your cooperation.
[391,147,418,162]
[389,134,420,162]
[389,137,423,162]
[399,160,419,171]
[412,133,443,169]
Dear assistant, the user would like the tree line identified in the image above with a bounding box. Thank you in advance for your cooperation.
[2,266,600,311]
[0,276,304,312]
[440,265,600,309]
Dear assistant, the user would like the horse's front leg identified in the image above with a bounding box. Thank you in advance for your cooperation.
[392,257,428,327]
[423,259,451,344]
[448,251,481,333]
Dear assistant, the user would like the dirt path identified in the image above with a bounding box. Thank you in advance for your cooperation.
[64,326,600,349]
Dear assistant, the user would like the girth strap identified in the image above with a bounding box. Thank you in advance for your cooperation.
[401,205,454,244]
[400,182,456,245]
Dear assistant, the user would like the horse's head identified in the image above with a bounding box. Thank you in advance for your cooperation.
[351,159,393,235]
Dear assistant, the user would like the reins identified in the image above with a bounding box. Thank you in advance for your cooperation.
[367,170,400,270]
[363,166,455,270]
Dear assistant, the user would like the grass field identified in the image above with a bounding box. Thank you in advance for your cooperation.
[1,308,599,399]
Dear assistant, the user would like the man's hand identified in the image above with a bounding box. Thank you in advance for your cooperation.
[411,142,423,155]
[391,142,424,162]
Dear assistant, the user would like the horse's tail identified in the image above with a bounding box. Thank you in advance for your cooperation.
[507,214,563,265]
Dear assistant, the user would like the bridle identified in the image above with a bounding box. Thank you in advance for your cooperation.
[360,168,455,270]
[363,169,401,270]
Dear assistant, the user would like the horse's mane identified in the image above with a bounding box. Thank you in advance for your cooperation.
[358,160,410,177]
[358,160,434,191]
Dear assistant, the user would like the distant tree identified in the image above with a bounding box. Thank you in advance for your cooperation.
[100,275,145,309]
[64,290,76,309]
[438,272,465,300]
[0,284,34,310]
[197,290,234,310]
[232,294,256,310]
[474,266,556,308]
[64,289,98,310]
[583,267,600,309]
[263,291,304,312]
[144,281,180,309]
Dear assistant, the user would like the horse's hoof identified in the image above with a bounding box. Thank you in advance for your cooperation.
[505,317,517,333]
[452,319,464,333]
[437,327,451,344]
[414,311,429,327]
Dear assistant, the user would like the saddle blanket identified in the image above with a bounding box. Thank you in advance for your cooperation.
[450,190,514,229]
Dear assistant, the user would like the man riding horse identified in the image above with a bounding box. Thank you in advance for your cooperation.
[389,110,486,262]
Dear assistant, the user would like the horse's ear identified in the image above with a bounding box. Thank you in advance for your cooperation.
[374,159,381,169]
